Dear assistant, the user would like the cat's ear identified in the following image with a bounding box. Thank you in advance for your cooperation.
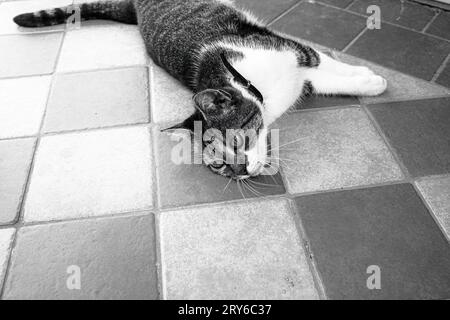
[161,112,201,133]
[193,89,232,116]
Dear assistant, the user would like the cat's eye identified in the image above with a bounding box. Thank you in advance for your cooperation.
[210,160,224,169]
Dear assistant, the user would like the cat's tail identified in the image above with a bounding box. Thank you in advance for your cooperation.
[13,0,137,27]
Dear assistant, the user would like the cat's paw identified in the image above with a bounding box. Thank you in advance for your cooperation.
[350,66,375,77]
[357,75,387,96]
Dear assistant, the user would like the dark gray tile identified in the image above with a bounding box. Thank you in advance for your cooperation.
[436,62,450,88]
[43,67,150,133]
[426,11,450,40]
[346,24,450,80]
[348,0,436,31]
[369,98,450,177]
[234,0,299,23]
[155,128,285,208]
[271,2,366,50]
[295,184,450,300]
[0,138,35,225]
[4,215,159,300]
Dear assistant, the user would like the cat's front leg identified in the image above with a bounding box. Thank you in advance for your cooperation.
[304,51,387,96]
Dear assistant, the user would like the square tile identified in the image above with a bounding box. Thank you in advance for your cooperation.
[43,67,149,133]
[425,11,450,40]
[274,107,403,194]
[0,138,35,225]
[436,62,450,88]
[155,128,286,209]
[0,228,15,290]
[3,215,158,299]
[160,198,318,300]
[347,0,436,31]
[233,0,299,23]
[346,24,450,81]
[293,94,359,111]
[0,0,72,35]
[150,65,195,124]
[294,184,450,299]
[337,52,450,103]
[0,32,63,78]
[369,98,450,177]
[57,24,148,73]
[0,76,51,139]
[416,176,450,240]
[24,126,153,222]
[271,2,366,50]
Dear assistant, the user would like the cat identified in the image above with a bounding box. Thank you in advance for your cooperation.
[13,0,387,180]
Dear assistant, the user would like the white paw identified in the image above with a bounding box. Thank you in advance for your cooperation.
[350,66,375,77]
[357,75,387,96]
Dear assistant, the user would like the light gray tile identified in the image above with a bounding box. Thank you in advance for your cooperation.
[0,138,35,225]
[3,215,158,299]
[44,67,149,133]
[0,76,51,139]
[274,107,403,194]
[416,176,450,240]
[150,64,195,125]
[160,198,319,300]
[57,24,149,73]
[24,126,153,222]
[0,32,63,78]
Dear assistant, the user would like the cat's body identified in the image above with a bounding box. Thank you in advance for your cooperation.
[14,0,387,179]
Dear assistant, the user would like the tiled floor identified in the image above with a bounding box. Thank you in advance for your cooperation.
[0,0,449,300]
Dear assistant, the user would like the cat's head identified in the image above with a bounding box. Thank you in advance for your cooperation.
[165,87,268,180]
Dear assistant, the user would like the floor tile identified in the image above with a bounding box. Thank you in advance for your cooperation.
[0,228,15,290]
[337,52,450,103]
[233,0,299,23]
[160,198,318,300]
[369,97,450,177]
[57,24,148,73]
[150,65,195,124]
[24,126,153,222]
[318,0,354,8]
[271,1,366,50]
[436,62,450,88]
[3,215,158,299]
[0,0,71,35]
[0,76,51,139]
[293,94,359,111]
[416,176,450,240]
[346,24,450,81]
[43,67,149,133]
[347,0,436,31]
[294,184,450,300]
[274,107,403,194]
[0,138,35,225]
[0,32,63,78]
[155,128,286,209]
[425,11,450,40]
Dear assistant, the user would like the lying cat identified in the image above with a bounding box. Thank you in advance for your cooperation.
[14,0,387,180]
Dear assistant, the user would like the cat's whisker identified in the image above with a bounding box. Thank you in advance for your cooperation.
[222,178,233,194]
[248,179,276,188]
[243,180,265,197]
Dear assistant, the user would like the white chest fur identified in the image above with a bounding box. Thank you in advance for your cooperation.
[230,46,306,125]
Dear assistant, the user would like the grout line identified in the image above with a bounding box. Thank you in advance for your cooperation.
[342,26,367,53]
[431,52,450,82]
[421,9,440,33]
[268,0,303,26]
[287,199,328,300]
